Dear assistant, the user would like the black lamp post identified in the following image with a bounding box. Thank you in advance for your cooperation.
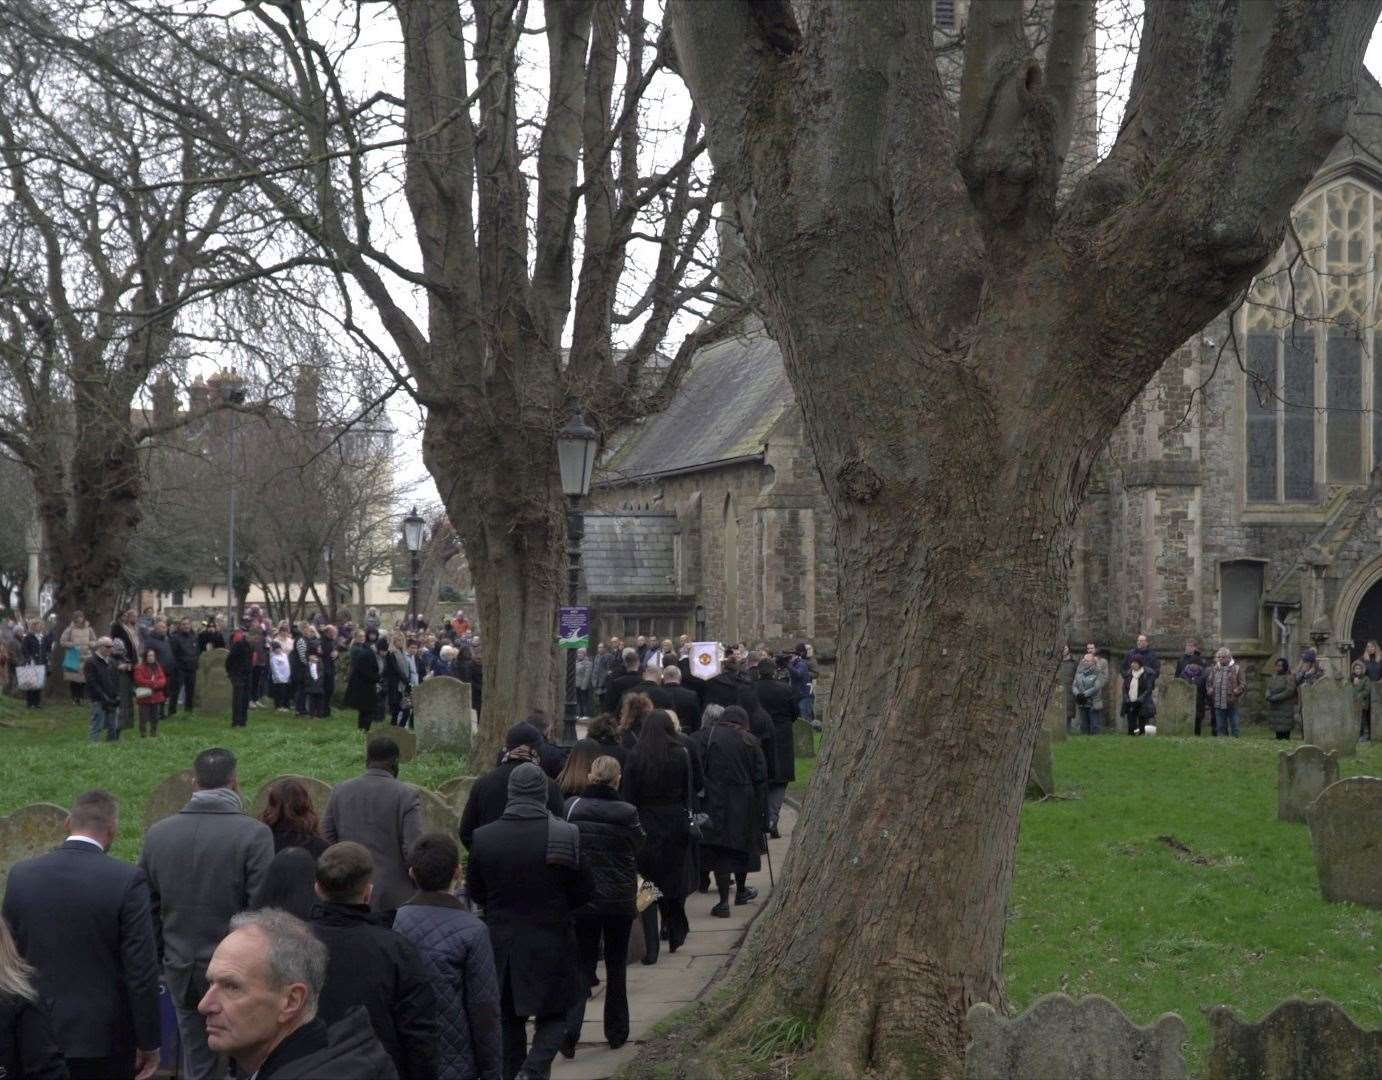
[222,375,248,631]
[322,543,335,623]
[557,407,598,745]
[402,507,425,631]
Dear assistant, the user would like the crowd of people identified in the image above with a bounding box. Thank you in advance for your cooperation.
[0,630,820,1080]
[1061,633,1371,742]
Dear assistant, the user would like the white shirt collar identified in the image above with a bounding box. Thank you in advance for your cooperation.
[68,834,105,851]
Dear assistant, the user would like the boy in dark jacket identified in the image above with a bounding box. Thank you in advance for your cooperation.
[393,834,501,1080]
[311,842,439,1080]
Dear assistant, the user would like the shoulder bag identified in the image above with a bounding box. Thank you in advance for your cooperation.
[684,748,710,840]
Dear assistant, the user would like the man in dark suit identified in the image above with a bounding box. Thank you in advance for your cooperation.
[2,789,161,1080]
[753,659,800,837]
[322,736,421,913]
[601,647,644,715]
[466,763,591,1080]
[458,723,564,850]
[651,664,703,734]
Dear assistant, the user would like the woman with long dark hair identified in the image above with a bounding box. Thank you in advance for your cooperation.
[556,738,604,797]
[618,692,655,750]
[698,705,769,916]
[620,710,702,963]
[258,778,328,857]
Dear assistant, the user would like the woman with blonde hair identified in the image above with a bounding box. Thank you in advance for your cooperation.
[0,916,65,1079]
[59,611,95,705]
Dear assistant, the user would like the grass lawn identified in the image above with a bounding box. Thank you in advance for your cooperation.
[0,694,467,861]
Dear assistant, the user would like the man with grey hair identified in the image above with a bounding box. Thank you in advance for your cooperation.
[200,909,396,1079]
[601,646,643,714]
[84,636,121,742]
[653,664,703,735]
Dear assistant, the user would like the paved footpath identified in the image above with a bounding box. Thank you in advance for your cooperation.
[551,804,797,1079]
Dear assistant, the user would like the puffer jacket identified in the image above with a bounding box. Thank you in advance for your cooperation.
[564,784,644,917]
[393,894,502,1080]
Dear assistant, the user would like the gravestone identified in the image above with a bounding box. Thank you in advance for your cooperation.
[1025,729,1055,801]
[198,648,232,715]
[412,676,474,755]
[793,718,816,758]
[966,994,1187,1080]
[1156,679,1197,737]
[331,655,348,708]
[1307,776,1382,909]
[1042,688,1069,742]
[1299,679,1358,758]
[409,785,459,837]
[1206,998,1382,1080]
[1277,745,1339,824]
[436,776,476,813]
[0,803,68,891]
[142,769,198,831]
[386,726,418,762]
[251,775,334,819]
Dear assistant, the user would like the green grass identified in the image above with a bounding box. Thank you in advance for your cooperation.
[1008,731,1382,1071]
[789,730,822,796]
[0,694,467,861]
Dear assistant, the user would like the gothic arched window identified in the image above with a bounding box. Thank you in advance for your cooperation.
[1243,179,1381,504]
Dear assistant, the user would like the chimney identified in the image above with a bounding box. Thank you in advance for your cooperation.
[294,367,320,429]
[188,376,210,414]
[151,374,178,427]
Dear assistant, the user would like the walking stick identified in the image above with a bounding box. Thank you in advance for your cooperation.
[764,831,775,888]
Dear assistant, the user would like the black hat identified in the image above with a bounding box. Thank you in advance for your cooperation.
[505,721,543,750]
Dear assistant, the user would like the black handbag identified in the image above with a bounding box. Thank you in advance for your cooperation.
[684,749,710,839]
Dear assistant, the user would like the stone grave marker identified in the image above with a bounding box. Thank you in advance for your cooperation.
[198,648,232,715]
[436,776,476,813]
[1277,745,1339,824]
[142,769,198,831]
[1299,678,1358,758]
[792,718,816,759]
[251,775,334,819]
[409,785,459,837]
[1206,998,1382,1080]
[1042,687,1069,742]
[1025,729,1055,801]
[1155,679,1197,737]
[412,676,474,755]
[1307,776,1382,909]
[387,726,418,762]
[0,803,68,891]
[966,993,1187,1080]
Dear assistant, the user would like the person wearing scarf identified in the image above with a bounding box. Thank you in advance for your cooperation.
[465,763,591,1080]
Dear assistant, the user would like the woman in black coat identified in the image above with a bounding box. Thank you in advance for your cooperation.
[0,916,66,1080]
[1121,658,1157,736]
[563,755,644,1052]
[342,631,382,731]
[620,710,702,961]
[699,705,768,917]
[19,622,43,710]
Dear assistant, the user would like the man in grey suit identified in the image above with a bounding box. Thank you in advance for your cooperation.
[139,747,274,1080]
[323,736,421,914]
[3,790,161,1080]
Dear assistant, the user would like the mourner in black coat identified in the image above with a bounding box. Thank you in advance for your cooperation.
[342,640,382,731]
[699,706,769,917]
[650,668,703,735]
[466,763,592,1080]
[753,660,798,834]
[459,724,565,850]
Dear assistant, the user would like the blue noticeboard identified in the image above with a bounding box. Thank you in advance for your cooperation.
[558,606,589,649]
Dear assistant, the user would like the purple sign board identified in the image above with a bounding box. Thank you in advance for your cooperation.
[558,606,589,650]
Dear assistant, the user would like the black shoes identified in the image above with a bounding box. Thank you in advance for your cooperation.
[710,901,731,918]
[559,1036,577,1059]
[735,887,759,905]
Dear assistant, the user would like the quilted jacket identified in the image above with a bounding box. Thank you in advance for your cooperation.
[563,784,645,916]
[393,893,502,1080]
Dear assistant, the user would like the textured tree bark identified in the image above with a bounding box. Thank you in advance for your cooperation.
[667,0,1381,1074]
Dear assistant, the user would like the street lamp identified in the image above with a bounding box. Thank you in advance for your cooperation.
[402,507,425,631]
[322,542,335,623]
[557,407,598,745]
[222,375,248,631]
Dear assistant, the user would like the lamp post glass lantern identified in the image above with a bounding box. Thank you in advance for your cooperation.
[557,409,598,744]
[402,507,425,631]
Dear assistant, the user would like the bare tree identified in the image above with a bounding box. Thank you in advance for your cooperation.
[17,0,738,760]
[666,0,1380,1074]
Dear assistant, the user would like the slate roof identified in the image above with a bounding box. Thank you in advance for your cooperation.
[582,511,681,597]
[598,322,793,483]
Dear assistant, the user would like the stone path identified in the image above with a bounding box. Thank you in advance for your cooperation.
[551,805,797,1079]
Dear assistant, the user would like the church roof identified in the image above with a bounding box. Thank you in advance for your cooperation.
[582,511,682,597]
[598,322,792,483]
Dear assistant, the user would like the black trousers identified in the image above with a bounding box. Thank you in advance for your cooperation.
[565,912,634,1048]
[500,976,566,1080]
[1193,687,1211,735]
[168,666,196,713]
[67,1054,135,1080]
[230,676,250,727]
[321,663,335,716]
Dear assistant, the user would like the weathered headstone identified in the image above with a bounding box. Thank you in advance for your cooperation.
[388,726,418,762]
[1206,998,1382,1080]
[409,785,459,837]
[251,775,334,819]
[793,718,816,758]
[436,776,476,813]
[1307,776,1382,908]
[142,769,198,831]
[0,803,68,891]
[1156,679,1197,737]
[1042,688,1069,742]
[1277,745,1339,824]
[198,648,232,715]
[412,677,474,755]
[966,994,1187,1080]
[1025,729,1055,801]
[1299,678,1358,758]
